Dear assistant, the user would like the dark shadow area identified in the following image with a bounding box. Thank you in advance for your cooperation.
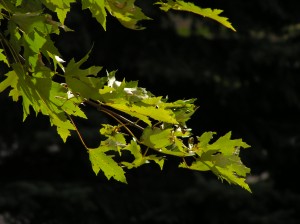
[1,0,300,223]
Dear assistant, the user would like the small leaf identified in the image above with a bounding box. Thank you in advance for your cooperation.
[82,0,107,30]
[41,0,76,25]
[0,71,17,94]
[179,160,210,171]
[47,51,65,72]
[105,0,152,30]
[65,50,104,100]
[0,49,9,66]
[122,140,146,168]
[88,147,127,183]
[156,0,236,31]
[207,132,250,155]
[146,155,165,170]
[141,127,174,149]
[211,166,252,192]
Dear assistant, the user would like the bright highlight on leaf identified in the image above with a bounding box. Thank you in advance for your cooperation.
[0,0,252,192]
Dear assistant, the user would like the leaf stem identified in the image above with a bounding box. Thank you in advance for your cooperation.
[67,114,89,150]
[84,99,145,131]
[98,107,142,143]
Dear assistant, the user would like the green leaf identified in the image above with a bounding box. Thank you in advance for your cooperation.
[179,160,210,171]
[98,125,128,154]
[206,131,250,155]
[0,70,18,95]
[146,155,165,170]
[141,127,174,149]
[195,131,216,155]
[169,137,189,153]
[181,132,252,192]
[41,0,76,25]
[211,166,251,192]
[0,0,252,192]
[156,0,236,31]
[0,49,9,66]
[88,147,127,183]
[106,101,178,125]
[125,140,142,160]
[123,140,165,170]
[100,124,118,136]
[46,51,65,73]
[122,140,146,168]
[1,63,81,142]
[105,0,151,30]
[11,12,53,34]
[23,31,47,69]
[140,127,191,157]
[16,0,23,7]
[82,0,107,30]
[64,50,104,100]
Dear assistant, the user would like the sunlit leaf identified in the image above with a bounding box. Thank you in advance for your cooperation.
[146,155,165,170]
[141,127,174,149]
[0,49,9,66]
[156,0,236,31]
[106,102,178,125]
[65,50,104,100]
[207,131,250,155]
[88,147,127,183]
[0,0,252,192]
[41,0,76,25]
[105,0,151,30]
[82,0,107,30]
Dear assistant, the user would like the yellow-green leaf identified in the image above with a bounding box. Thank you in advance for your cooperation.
[141,127,174,149]
[82,0,107,30]
[105,0,151,30]
[0,49,9,66]
[106,102,178,125]
[156,0,236,31]
[88,147,127,183]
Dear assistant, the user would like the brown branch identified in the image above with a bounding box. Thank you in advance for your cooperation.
[84,99,145,131]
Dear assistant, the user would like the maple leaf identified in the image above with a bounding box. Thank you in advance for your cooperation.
[156,0,236,31]
[88,147,127,183]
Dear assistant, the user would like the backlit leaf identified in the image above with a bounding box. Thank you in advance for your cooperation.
[105,0,151,30]
[41,0,76,25]
[141,127,174,149]
[156,0,236,31]
[65,50,104,100]
[181,132,252,192]
[82,0,107,30]
[88,147,127,183]
[0,0,251,192]
[0,49,9,66]
[106,102,178,125]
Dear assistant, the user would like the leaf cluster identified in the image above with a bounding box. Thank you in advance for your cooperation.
[0,0,251,192]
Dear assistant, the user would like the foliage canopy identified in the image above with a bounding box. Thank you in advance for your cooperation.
[0,0,251,192]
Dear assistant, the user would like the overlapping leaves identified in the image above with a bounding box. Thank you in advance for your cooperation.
[0,0,251,192]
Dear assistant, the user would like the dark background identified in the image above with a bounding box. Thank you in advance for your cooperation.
[1,0,300,223]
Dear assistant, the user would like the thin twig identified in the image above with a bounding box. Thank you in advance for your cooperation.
[84,99,145,131]
[67,114,89,150]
